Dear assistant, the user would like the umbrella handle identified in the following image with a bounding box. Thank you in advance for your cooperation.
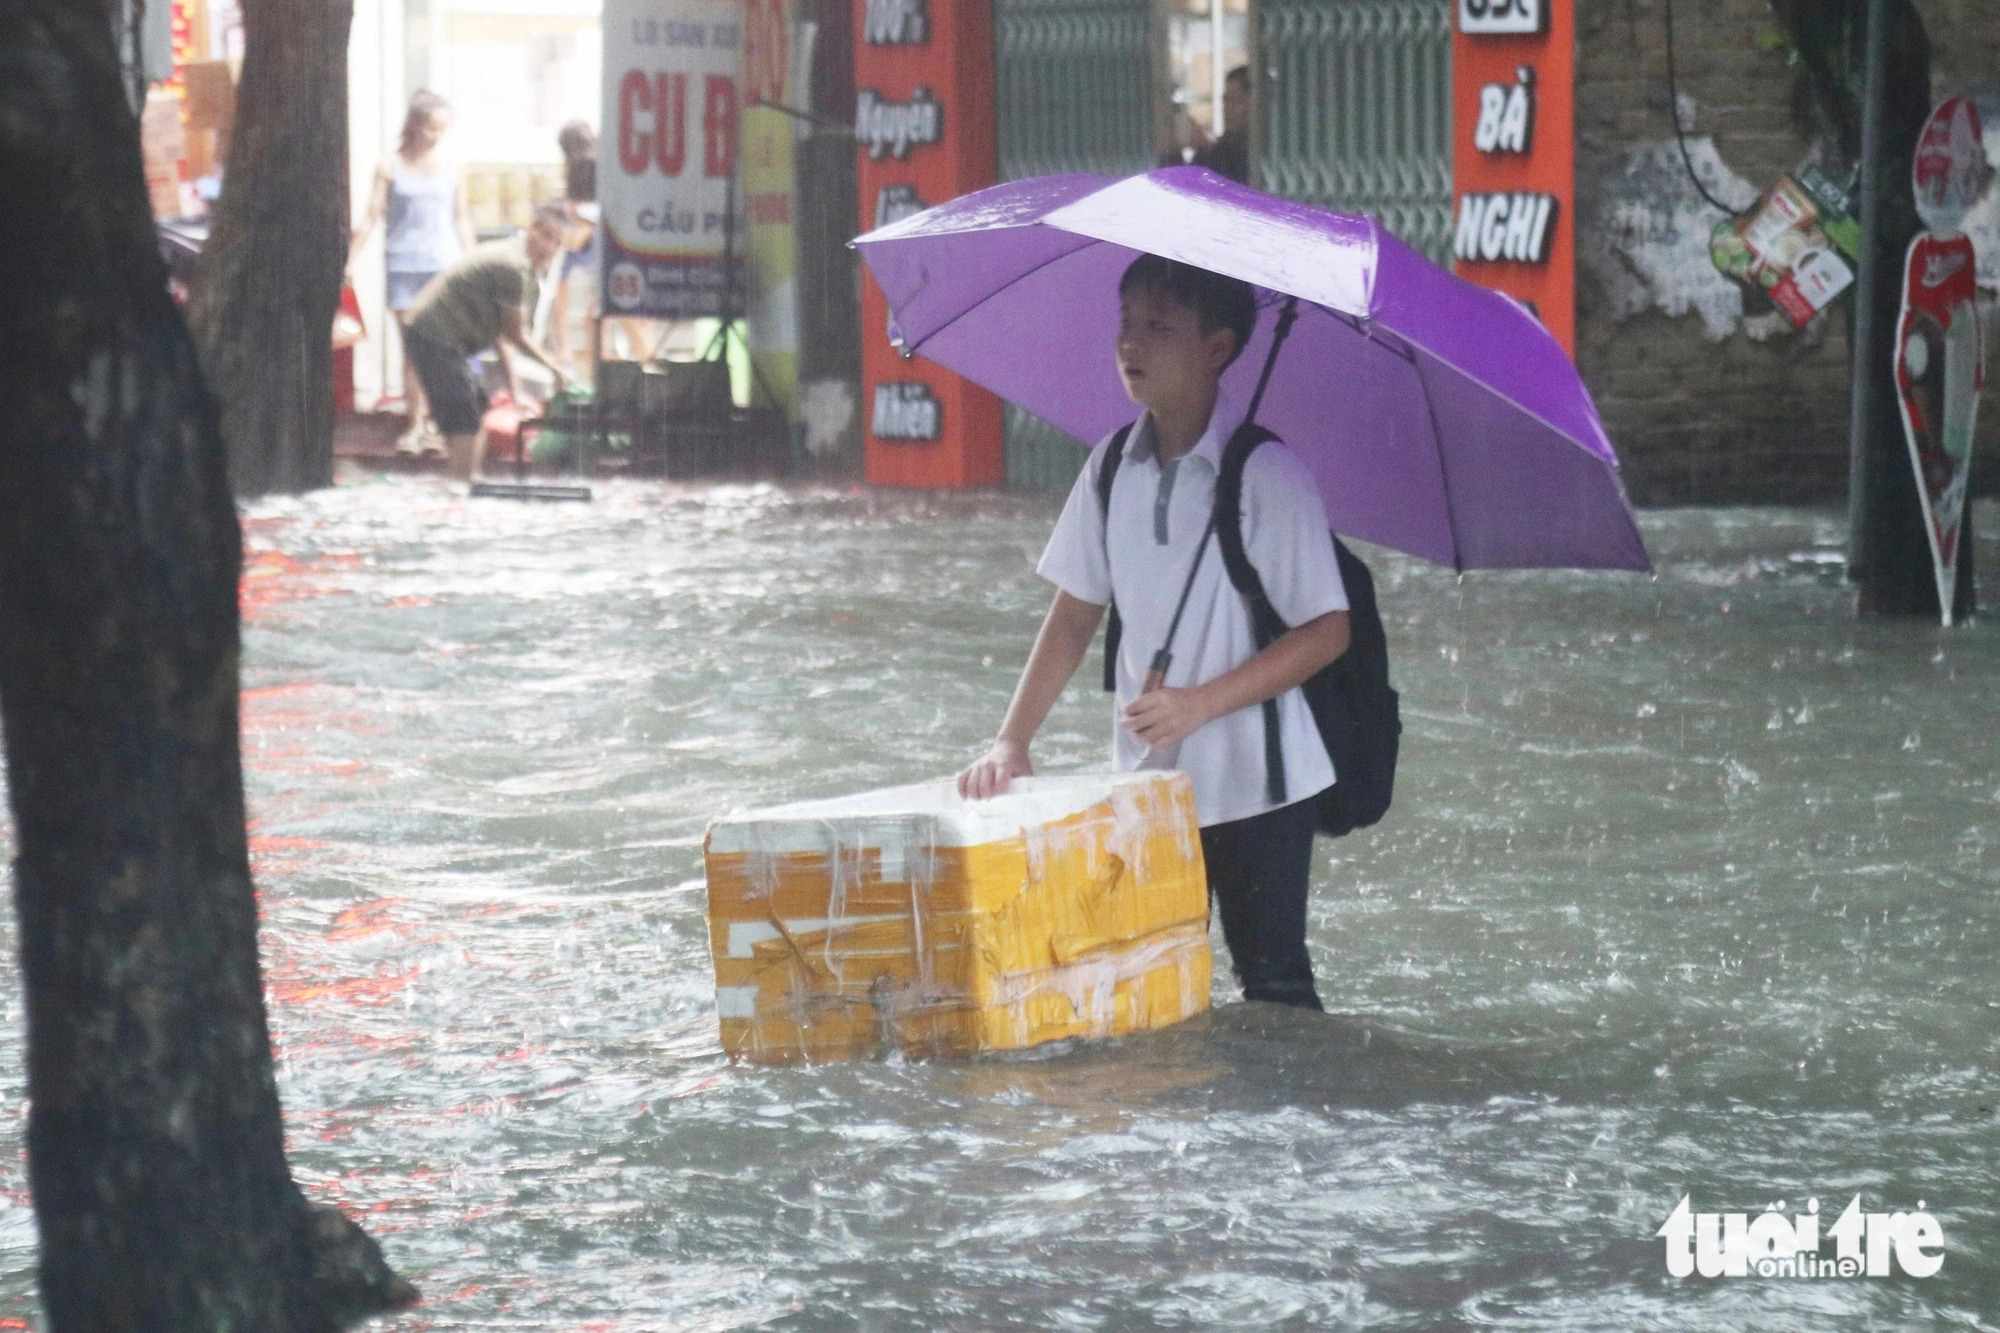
[1244,295,1300,426]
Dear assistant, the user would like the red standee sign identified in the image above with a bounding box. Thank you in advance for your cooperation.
[1894,95,1989,623]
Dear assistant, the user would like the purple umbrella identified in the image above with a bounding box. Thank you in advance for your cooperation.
[853,167,1649,571]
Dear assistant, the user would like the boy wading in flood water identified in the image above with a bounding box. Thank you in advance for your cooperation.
[958,257,1351,1010]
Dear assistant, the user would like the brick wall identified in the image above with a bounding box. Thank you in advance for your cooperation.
[1919,0,2000,112]
[1574,0,1999,506]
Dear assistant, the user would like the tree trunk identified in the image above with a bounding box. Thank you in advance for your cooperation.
[793,0,864,476]
[1771,0,1946,617]
[0,8,415,1329]
[186,0,351,497]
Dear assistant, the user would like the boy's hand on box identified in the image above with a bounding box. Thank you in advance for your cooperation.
[1121,686,1212,750]
[958,739,1032,800]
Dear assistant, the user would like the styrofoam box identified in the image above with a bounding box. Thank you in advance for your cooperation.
[703,771,1212,1063]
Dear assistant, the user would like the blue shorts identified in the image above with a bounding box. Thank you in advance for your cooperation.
[387,269,440,313]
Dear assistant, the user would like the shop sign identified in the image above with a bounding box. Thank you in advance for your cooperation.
[742,0,800,417]
[743,0,788,108]
[1451,0,1573,351]
[874,183,928,228]
[600,0,741,318]
[1895,95,1989,624]
[1473,67,1534,154]
[874,188,929,343]
[872,382,942,441]
[1458,0,1545,37]
[864,0,930,46]
[857,88,944,159]
[855,0,1001,485]
[1453,192,1557,263]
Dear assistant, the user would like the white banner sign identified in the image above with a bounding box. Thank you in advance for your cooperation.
[600,0,743,319]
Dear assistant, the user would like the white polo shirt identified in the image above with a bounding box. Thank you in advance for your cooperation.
[1037,388,1349,827]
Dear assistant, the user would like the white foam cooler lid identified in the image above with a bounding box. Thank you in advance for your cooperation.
[705,771,1180,853]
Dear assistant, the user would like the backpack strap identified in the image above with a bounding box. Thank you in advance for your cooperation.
[1213,422,1290,807]
[1095,423,1134,692]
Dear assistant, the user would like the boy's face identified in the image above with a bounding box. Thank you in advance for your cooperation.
[1116,286,1237,413]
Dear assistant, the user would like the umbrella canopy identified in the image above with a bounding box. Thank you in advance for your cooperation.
[854,167,1649,572]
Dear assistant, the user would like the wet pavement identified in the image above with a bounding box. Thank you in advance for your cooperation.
[0,475,1994,1330]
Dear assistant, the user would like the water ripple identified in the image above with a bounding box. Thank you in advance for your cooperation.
[0,482,1992,1329]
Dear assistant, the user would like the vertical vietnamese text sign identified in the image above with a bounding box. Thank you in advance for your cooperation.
[1450,0,1574,356]
[856,0,1003,487]
[601,0,743,321]
[744,0,801,417]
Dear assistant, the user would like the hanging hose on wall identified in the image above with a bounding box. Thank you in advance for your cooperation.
[1662,0,1748,217]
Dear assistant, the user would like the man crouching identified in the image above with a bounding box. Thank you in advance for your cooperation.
[402,201,570,480]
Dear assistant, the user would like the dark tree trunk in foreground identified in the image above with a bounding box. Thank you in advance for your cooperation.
[1771,0,1949,617]
[0,8,414,1328]
[187,0,351,497]
[793,0,864,476]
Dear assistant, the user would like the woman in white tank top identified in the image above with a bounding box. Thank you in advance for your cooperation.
[350,90,474,452]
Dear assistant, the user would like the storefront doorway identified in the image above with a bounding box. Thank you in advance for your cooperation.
[987,0,1456,489]
[1257,0,1454,262]
[993,0,1158,487]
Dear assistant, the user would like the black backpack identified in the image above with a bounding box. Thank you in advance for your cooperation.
[1095,421,1401,837]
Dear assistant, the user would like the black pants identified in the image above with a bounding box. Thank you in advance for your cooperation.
[1200,797,1323,1010]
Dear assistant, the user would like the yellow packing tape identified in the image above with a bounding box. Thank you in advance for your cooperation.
[704,772,1211,1063]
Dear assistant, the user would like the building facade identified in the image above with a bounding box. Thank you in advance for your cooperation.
[858,0,1998,506]
[346,0,601,413]
[1574,0,1999,504]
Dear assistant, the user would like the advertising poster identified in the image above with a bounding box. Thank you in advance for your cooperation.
[1708,166,1858,329]
[1895,95,1989,625]
[599,0,743,320]
[742,0,799,416]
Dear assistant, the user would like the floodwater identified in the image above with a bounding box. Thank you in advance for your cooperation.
[0,475,1996,1331]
